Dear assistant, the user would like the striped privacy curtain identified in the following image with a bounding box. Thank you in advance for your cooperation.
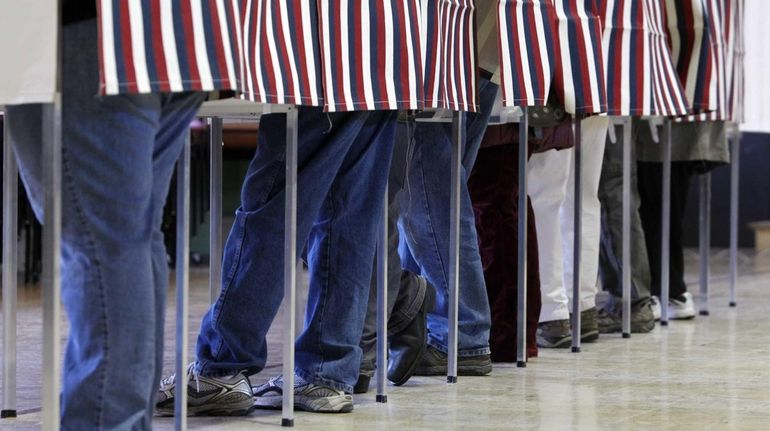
[496,0,606,115]
[421,0,478,112]
[98,0,474,112]
[665,0,718,113]
[601,0,689,116]
[679,0,740,122]
[724,0,744,123]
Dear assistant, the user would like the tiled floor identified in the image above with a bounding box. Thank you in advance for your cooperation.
[2,251,770,430]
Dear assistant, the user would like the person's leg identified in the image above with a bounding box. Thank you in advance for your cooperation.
[527,148,571,324]
[597,124,654,333]
[637,161,693,300]
[9,18,203,430]
[146,93,206,421]
[398,79,496,359]
[527,148,572,348]
[295,110,397,393]
[358,120,425,384]
[400,121,491,357]
[637,161,663,297]
[468,144,518,361]
[195,108,375,379]
[668,163,694,300]
[468,141,541,361]
[562,117,608,313]
[597,125,652,303]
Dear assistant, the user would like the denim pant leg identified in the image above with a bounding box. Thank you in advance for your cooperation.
[397,79,496,356]
[8,19,202,431]
[598,125,652,306]
[359,121,426,376]
[145,93,207,421]
[195,108,388,391]
[295,111,396,392]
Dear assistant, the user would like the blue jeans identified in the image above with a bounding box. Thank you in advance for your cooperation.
[7,19,204,431]
[195,108,396,393]
[397,78,498,356]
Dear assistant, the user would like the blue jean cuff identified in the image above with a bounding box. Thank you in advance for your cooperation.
[427,340,491,357]
[295,367,353,394]
[195,359,253,379]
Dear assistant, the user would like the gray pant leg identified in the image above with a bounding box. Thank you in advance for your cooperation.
[597,125,652,306]
[359,120,426,377]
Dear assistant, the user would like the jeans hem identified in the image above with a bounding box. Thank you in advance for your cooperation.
[427,340,491,357]
[295,367,353,394]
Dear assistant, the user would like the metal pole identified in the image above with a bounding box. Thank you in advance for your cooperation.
[282,108,299,427]
[2,113,19,418]
[571,118,582,353]
[174,132,191,430]
[208,118,224,304]
[447,111,463,383]
[42,95,63,431]
[516,108,529,367]
[729,125,740,307]
[660,120,672,326]
[621,118,631,338]
[699,173,711,316]
[376,185,388,402]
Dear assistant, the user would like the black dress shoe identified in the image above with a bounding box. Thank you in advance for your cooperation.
[386,279,436,386]
[353,374,371,394]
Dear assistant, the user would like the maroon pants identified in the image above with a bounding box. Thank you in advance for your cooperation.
[469,143,541,362]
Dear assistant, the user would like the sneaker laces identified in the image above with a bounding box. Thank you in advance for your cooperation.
[161,363,200,393]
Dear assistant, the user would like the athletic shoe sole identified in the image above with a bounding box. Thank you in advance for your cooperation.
[156,396,254,417]
[581,330,600,342]
[537,335,573,348]
[254,393,354,413]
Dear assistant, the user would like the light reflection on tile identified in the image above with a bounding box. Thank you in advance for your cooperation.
[1,255,769,430]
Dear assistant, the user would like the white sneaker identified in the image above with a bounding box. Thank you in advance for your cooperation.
[651,296,662,321]
[668,292,697,320]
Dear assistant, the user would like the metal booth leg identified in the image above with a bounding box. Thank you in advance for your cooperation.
[208,117,224,304]
[660,120,672,326]
[699,173,711,316]
[447,111,464,383]
[174,132,192,430]
[41,96,63,431]
[516,108,529,367]
[2,113,19,419]
[282,107,299,427]
[571,118,582,353]
[729,126,740,307]
[621,117,631,339]
[376,185,388,402]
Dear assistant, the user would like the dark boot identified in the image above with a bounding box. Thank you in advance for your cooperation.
[386,280,436,386]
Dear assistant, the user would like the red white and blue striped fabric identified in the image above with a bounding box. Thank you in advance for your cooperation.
[681,0,733,122]
[318,0,425,111]
[709,0,744,123]
[241,0,322,106]
[699,0,727,120]
[97,0,447,112]
[552,0,607,114]
[665,0,718,113]
[97,0,243,95]
[600,0,689,116]
[496,0,606,115]
[421,0,477,112]
[497,0,559,108]
[724,0,744,123]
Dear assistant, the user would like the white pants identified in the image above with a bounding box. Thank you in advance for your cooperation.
[527,116,609,322]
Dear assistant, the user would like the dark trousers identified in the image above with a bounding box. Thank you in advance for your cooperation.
[637,161,694,299]
[469,143,541,361]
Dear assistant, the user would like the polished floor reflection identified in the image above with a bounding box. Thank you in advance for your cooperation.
[2,250,770,430]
